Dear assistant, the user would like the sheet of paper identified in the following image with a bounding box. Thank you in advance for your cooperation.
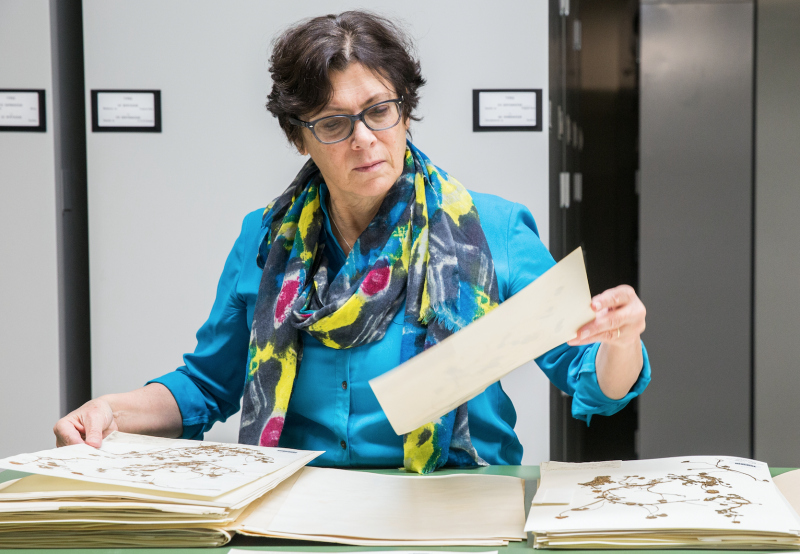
[0,431,320,497]
[526,456,800,535]
[370,247,594,435]
[0,500,226,515]
[233,466,302,531]
[235,469,513,546]
[0,455,317,513]
[774,470,800,518]
[265,467,526,542]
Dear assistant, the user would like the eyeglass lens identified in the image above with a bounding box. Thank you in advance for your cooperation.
[314,102,401,143]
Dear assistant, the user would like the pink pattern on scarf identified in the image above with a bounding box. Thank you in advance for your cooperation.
[361,265,391,296]
[275,278,300,324]
[259,417,284,447]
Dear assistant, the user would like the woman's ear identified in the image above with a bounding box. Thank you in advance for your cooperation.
[294,136,307,156]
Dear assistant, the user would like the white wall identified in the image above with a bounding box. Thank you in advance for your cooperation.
[0,0,61,457]
[83,0,550,465]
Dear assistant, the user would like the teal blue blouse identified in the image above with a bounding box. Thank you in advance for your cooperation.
[150,188,651,467]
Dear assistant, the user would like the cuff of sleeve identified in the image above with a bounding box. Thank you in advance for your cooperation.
[147,369,213,440]
[571,340,652,425]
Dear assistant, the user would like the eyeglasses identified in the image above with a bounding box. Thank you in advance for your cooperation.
[288,98,403,145]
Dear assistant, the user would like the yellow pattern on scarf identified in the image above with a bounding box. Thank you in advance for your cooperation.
[249,342,298,414]
[404,423,436,473]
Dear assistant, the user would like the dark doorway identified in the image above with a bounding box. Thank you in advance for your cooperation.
[549,0,641,462]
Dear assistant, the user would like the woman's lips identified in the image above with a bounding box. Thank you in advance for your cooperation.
[353,160,384,172]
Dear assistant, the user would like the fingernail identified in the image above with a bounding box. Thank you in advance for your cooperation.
[593,302,601,310]
[581,330,590,339]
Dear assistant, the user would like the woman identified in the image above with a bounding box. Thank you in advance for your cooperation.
[54,11,649,474]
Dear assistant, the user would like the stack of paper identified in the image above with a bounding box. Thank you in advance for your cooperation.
[0,434,528,548]
[234,467,527,546]
[0,432,322,548]
[525,457,800,549]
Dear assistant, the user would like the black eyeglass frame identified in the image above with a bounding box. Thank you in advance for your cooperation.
[288,97,404,144]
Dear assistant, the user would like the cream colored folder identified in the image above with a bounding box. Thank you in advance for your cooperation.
[370,247,594,435]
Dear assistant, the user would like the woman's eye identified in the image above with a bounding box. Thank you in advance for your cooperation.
[322,120,344,131]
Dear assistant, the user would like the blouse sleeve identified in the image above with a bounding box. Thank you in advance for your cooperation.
[147,211,261,439]
[504,202,651,424]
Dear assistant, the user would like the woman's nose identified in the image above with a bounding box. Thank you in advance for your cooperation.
[350,120,377,149]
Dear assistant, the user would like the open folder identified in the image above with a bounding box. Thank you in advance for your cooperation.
[370,247,595,435]
[526,456,800,549]
[0,435,527,548]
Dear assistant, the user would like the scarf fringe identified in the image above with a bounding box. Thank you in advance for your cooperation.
[420,305,462,334]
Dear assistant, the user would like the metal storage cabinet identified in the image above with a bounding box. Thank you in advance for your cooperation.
[638,0,754,458]
[754,0,800,467]
[0,0,61,457]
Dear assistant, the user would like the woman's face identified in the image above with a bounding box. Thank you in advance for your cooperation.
[298,63,409,205]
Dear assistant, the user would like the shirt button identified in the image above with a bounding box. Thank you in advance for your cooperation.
[341,381,348,390]
[340,440,347,450]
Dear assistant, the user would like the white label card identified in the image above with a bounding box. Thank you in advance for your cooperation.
[479,91,537,127]
[532,488,576,505]
[0,92,39,126]
[97,92,155,127]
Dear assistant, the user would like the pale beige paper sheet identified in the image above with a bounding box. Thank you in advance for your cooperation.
[235,470,509,545]
[237,466,526,544]
[234,466,302,531]
[370,247,594,435]
[774,470,800,518]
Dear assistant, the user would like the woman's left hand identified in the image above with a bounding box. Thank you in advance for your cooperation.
[567,285,646,347]
[568,285,647,399]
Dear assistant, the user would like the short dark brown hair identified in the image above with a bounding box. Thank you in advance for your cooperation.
[266,11,426,148]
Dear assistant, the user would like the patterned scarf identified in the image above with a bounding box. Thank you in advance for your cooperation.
[238,142,499,474]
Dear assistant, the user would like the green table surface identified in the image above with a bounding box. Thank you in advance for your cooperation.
[0,465,794,554]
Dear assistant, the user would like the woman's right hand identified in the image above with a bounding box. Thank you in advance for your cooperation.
[53,398,118,448]
[52,384,184,448]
